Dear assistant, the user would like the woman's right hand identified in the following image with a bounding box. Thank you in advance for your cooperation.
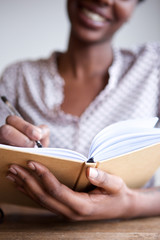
[0,115,50,147]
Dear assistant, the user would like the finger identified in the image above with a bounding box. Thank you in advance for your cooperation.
[8,164,77,218]
[6,171,54,211]
[38,125,50,147]
[6,115,42,141]
[6,173,29,195]
[0,124,35,147]
[86,168,125,194]
[7,167,42,200]
[27,161,93,216]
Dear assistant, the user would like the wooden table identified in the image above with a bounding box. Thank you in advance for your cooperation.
[0,205,160,240]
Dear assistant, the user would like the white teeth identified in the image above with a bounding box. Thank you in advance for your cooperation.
[82,8,105,22]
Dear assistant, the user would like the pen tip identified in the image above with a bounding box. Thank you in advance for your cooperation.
[36,141,43,148]
[1,96,8,103]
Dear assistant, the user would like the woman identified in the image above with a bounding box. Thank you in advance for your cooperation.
[0,0,160,220]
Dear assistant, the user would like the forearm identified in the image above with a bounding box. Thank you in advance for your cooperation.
[129,187,160,218]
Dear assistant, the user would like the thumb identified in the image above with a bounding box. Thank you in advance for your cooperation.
[86,168,125,194]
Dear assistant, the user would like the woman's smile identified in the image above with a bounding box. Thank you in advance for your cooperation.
[77,1,113,29]
[82,8,106,23]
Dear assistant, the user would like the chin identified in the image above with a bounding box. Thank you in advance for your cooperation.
[70,24,113,45]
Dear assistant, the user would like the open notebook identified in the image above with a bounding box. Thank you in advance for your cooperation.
[1,117,160,207]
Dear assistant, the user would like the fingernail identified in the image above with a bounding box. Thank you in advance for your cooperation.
[9,167,17,175]
[6,175,15,182]
[27,162,36,170]
[89,168,98,179]
[32,128,42,140]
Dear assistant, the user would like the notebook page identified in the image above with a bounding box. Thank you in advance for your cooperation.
[0,144,87,161]
[93,135,160,161]
[90,129,160,158]
[88,118,158,158]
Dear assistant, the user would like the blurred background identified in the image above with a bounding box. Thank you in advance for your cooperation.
[0,0,160,74]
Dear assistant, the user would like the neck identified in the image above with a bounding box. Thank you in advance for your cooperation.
[58,33,113,81]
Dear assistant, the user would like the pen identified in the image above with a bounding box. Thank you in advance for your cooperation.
[1,96,43,148]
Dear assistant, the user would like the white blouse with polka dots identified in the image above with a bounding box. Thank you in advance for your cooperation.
[0,43,160,160]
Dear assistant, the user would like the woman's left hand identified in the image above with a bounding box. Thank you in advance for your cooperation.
[6,161,136,221]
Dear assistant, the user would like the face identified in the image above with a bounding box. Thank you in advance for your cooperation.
[67,0,138,44]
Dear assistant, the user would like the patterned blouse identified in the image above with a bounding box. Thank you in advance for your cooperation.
[0,43,160,160]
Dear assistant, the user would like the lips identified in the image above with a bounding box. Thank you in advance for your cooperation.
[82,8,106,23]
[78,1,113,24]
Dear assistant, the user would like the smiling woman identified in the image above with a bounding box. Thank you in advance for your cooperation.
[0,0,160,221]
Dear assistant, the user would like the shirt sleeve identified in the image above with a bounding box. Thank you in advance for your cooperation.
[0,62,22,126]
